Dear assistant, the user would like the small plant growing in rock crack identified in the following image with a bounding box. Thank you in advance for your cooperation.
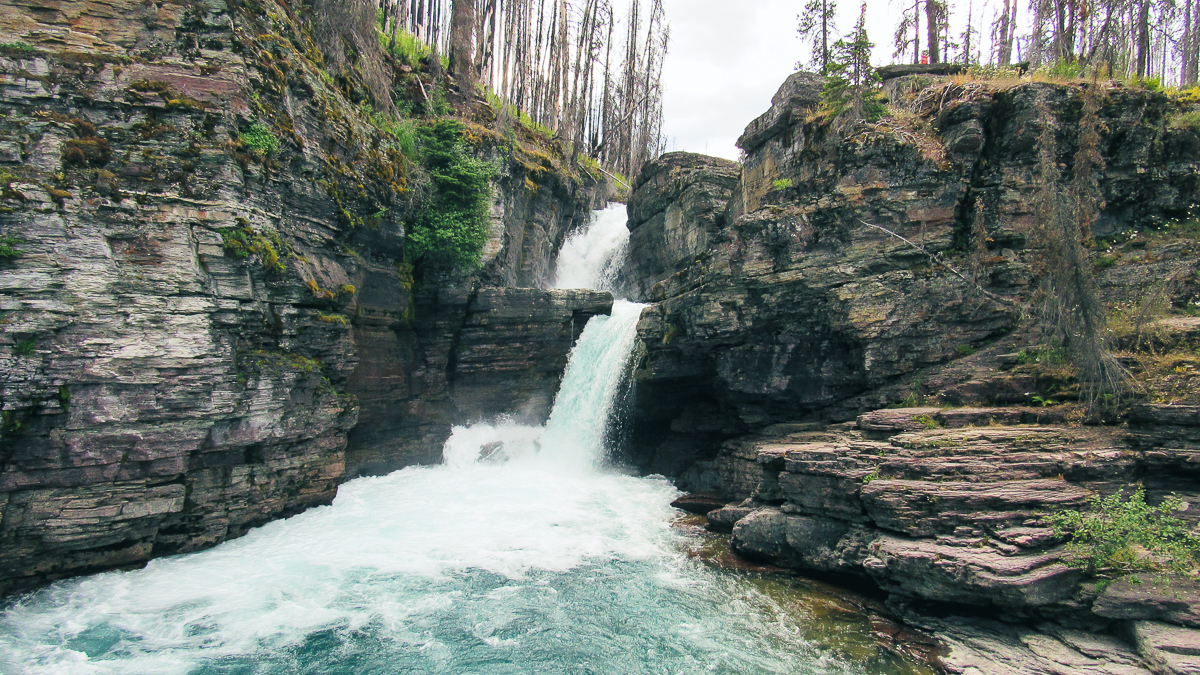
[661,322,680,345]
[1031,395,1058,407]
[862,466,882,484]
[0,42,36,58]
[955,344,976,357]
[1049,487,1200,578]
[0,236,24,259]
[772,178,794,190]
[14,339,36,356]
[914,413,942,429]
[238,122,281,157]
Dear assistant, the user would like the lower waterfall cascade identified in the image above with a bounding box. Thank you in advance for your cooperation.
[0,206,930,675]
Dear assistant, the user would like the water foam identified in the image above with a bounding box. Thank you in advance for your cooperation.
[552,203,630,292]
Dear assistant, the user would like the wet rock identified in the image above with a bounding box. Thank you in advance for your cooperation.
[705,504,756,532]
[623,152,740,302]
[716,418,1200,624]
[670,492,729,515]
[0,0,608,594]
[870,535,1082,608]
[626,75,1200,482]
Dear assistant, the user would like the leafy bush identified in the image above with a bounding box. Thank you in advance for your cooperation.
[914,413,941,429]
[955,344,976,357]
[1049,487,1200,577]
[773,178,794,190]
[361,103,417,160]
[1038,59,1084,80]
[239,122,280,157]
[406,120,496,269]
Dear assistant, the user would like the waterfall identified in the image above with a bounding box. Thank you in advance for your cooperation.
[446,201,643,470]
[552,203,630,292]
[0,205,885,675]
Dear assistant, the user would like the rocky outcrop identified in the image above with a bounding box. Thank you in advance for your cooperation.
[623,152,739,301]
[682,406,1200,674]
[346,287,612,476]
[625,72,1200,482]
[0,0,609,593]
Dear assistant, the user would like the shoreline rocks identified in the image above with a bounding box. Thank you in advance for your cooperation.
[669,406,1200,674]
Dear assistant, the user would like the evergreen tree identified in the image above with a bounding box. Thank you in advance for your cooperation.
[797,0,838,73]
[822,3,884,125]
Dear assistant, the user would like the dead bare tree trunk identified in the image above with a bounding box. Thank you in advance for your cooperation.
[450,0,476,89]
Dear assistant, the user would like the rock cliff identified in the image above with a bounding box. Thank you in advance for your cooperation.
[629,71,1200,674]
[0,0,609,593]
[626,72,1200,480]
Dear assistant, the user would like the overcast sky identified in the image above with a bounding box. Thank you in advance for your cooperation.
[652,0,997,161]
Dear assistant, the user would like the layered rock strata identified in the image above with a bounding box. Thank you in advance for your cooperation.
[347,287,612,476]
[0,0,607,593]
[627,72,1200,480]
[690,406,1200,674]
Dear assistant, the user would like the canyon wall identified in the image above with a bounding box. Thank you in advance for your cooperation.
[623,70,1200,674]
[625,73,1200,482]
[0,0,607,594]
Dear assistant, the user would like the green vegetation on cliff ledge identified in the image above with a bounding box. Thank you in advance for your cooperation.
[406,119,496,269]
[238,122,281,157]
[1050,487,1200,577]
[0,236,24,259]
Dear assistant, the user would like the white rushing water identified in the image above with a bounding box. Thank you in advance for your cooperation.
[552,203,630,292]
[0,206,869,675]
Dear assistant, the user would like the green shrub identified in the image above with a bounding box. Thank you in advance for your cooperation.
[0,235,23,259]
[1039,59,1084,80]
[14,339,36,356]
[955,344,976,357]
[219,225,286,272]
[361,103,417,160]
[406,120,496,269]
[914,413,941,429]
[239,122,280,157]
[773,178,794,190]
[382,29,433,67]
[1094,254,1120,271]
[1049,487,1200,577]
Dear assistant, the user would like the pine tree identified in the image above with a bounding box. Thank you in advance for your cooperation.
[796,0,838,73]
[822,3,884,125]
